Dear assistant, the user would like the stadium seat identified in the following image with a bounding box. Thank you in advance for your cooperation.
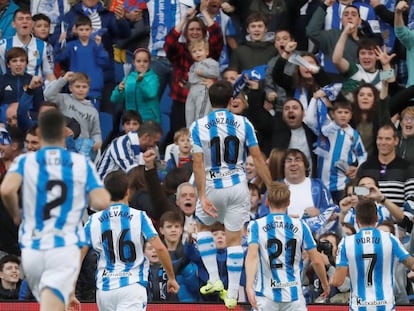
[99,112,113,143]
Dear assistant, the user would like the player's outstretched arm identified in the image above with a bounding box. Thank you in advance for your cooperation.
[249,145,272,189]
[0,172,23,225]
[88,188,111,211]
[245,244,259,310]
[308,248,331,298]
[149,236,180,294]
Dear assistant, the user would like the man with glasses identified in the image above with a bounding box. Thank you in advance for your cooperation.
[397,107,414,166]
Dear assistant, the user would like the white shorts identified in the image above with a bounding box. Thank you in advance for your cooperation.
[21,245,81,306]
[97,283,147,311]
[256,295,307,311]
[195,182,250,231]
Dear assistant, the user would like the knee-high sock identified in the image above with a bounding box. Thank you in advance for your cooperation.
[197,231,219,283]
[227,245,244,299]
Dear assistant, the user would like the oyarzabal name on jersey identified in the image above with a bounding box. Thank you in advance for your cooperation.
[263,221,299,233]
[209,168,243,179]
[102,270,132,278]
[356,297,387,306]
[98,210,134,222]
[270,279,298,288]
[205,117,240,129]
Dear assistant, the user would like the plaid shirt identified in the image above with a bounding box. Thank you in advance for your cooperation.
[164,22,223,103]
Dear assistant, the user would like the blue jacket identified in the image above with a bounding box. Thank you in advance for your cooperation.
[53,1,130,81]
[184,242,228,302]
[55,39,109,96]
[168,245,200,302]
[0,73,44,123]
[259,178,339,235]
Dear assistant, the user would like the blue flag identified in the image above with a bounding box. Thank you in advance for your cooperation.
[232,65,268,98]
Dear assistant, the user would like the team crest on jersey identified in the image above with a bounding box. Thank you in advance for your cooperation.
[362,230,372,237]
[33,50,39,58]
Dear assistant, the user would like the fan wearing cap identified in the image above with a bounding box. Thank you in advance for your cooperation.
[111,48,161,124]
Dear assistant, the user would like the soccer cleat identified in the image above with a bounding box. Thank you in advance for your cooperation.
[219,289,227,301]
[200,279,224,295]
[223,296,237,309]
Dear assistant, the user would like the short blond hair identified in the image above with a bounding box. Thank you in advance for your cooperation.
[188,39,209,53]
[267,182,290,209]
[173,128,190,143]
[69,72,90,86]
[401,106,414,119]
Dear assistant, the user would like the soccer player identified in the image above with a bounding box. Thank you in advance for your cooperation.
[245,182,330,310]
[0,109,110,311]
[82,169,179,311]
[190,80,272,309]
[331,198,414,310]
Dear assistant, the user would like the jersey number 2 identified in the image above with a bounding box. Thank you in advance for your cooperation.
[267,238,297,269]
[102,229,137,264]
[43,180,67,220]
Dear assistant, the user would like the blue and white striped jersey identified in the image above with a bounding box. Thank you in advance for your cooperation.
[190,109,258,189]
[96,131,143,179]
[336,228,410,311]
[343,204,392,232]
[84,203,158,291]
[247,213,316,302]
[146,0,188,57]
[0,36,54,76]
[8,146,104,250]
[318,124,367,192]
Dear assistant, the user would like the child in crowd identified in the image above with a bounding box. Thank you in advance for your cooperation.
[54,15,110,111]
[185,222,229,302]
[144,241,178,302]
[121,109,142,134]
[31,14,54,73]
[185,39,220,127]
[222,67,239,84]
[101,110,142,152]
[306,100,367,202]
[0,48,44,124]
[333,30,395,99]
[248,183,261,220]
[166,128,192,172]
[44,71,102,157]
[111,48,161,123]
[159,211,199,302]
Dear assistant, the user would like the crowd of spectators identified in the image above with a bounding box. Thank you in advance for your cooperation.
[0,0,414,306]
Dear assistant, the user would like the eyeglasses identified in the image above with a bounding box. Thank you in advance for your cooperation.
[285,157,303,164]
[379,164,387,176]
[402,116,414,123]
